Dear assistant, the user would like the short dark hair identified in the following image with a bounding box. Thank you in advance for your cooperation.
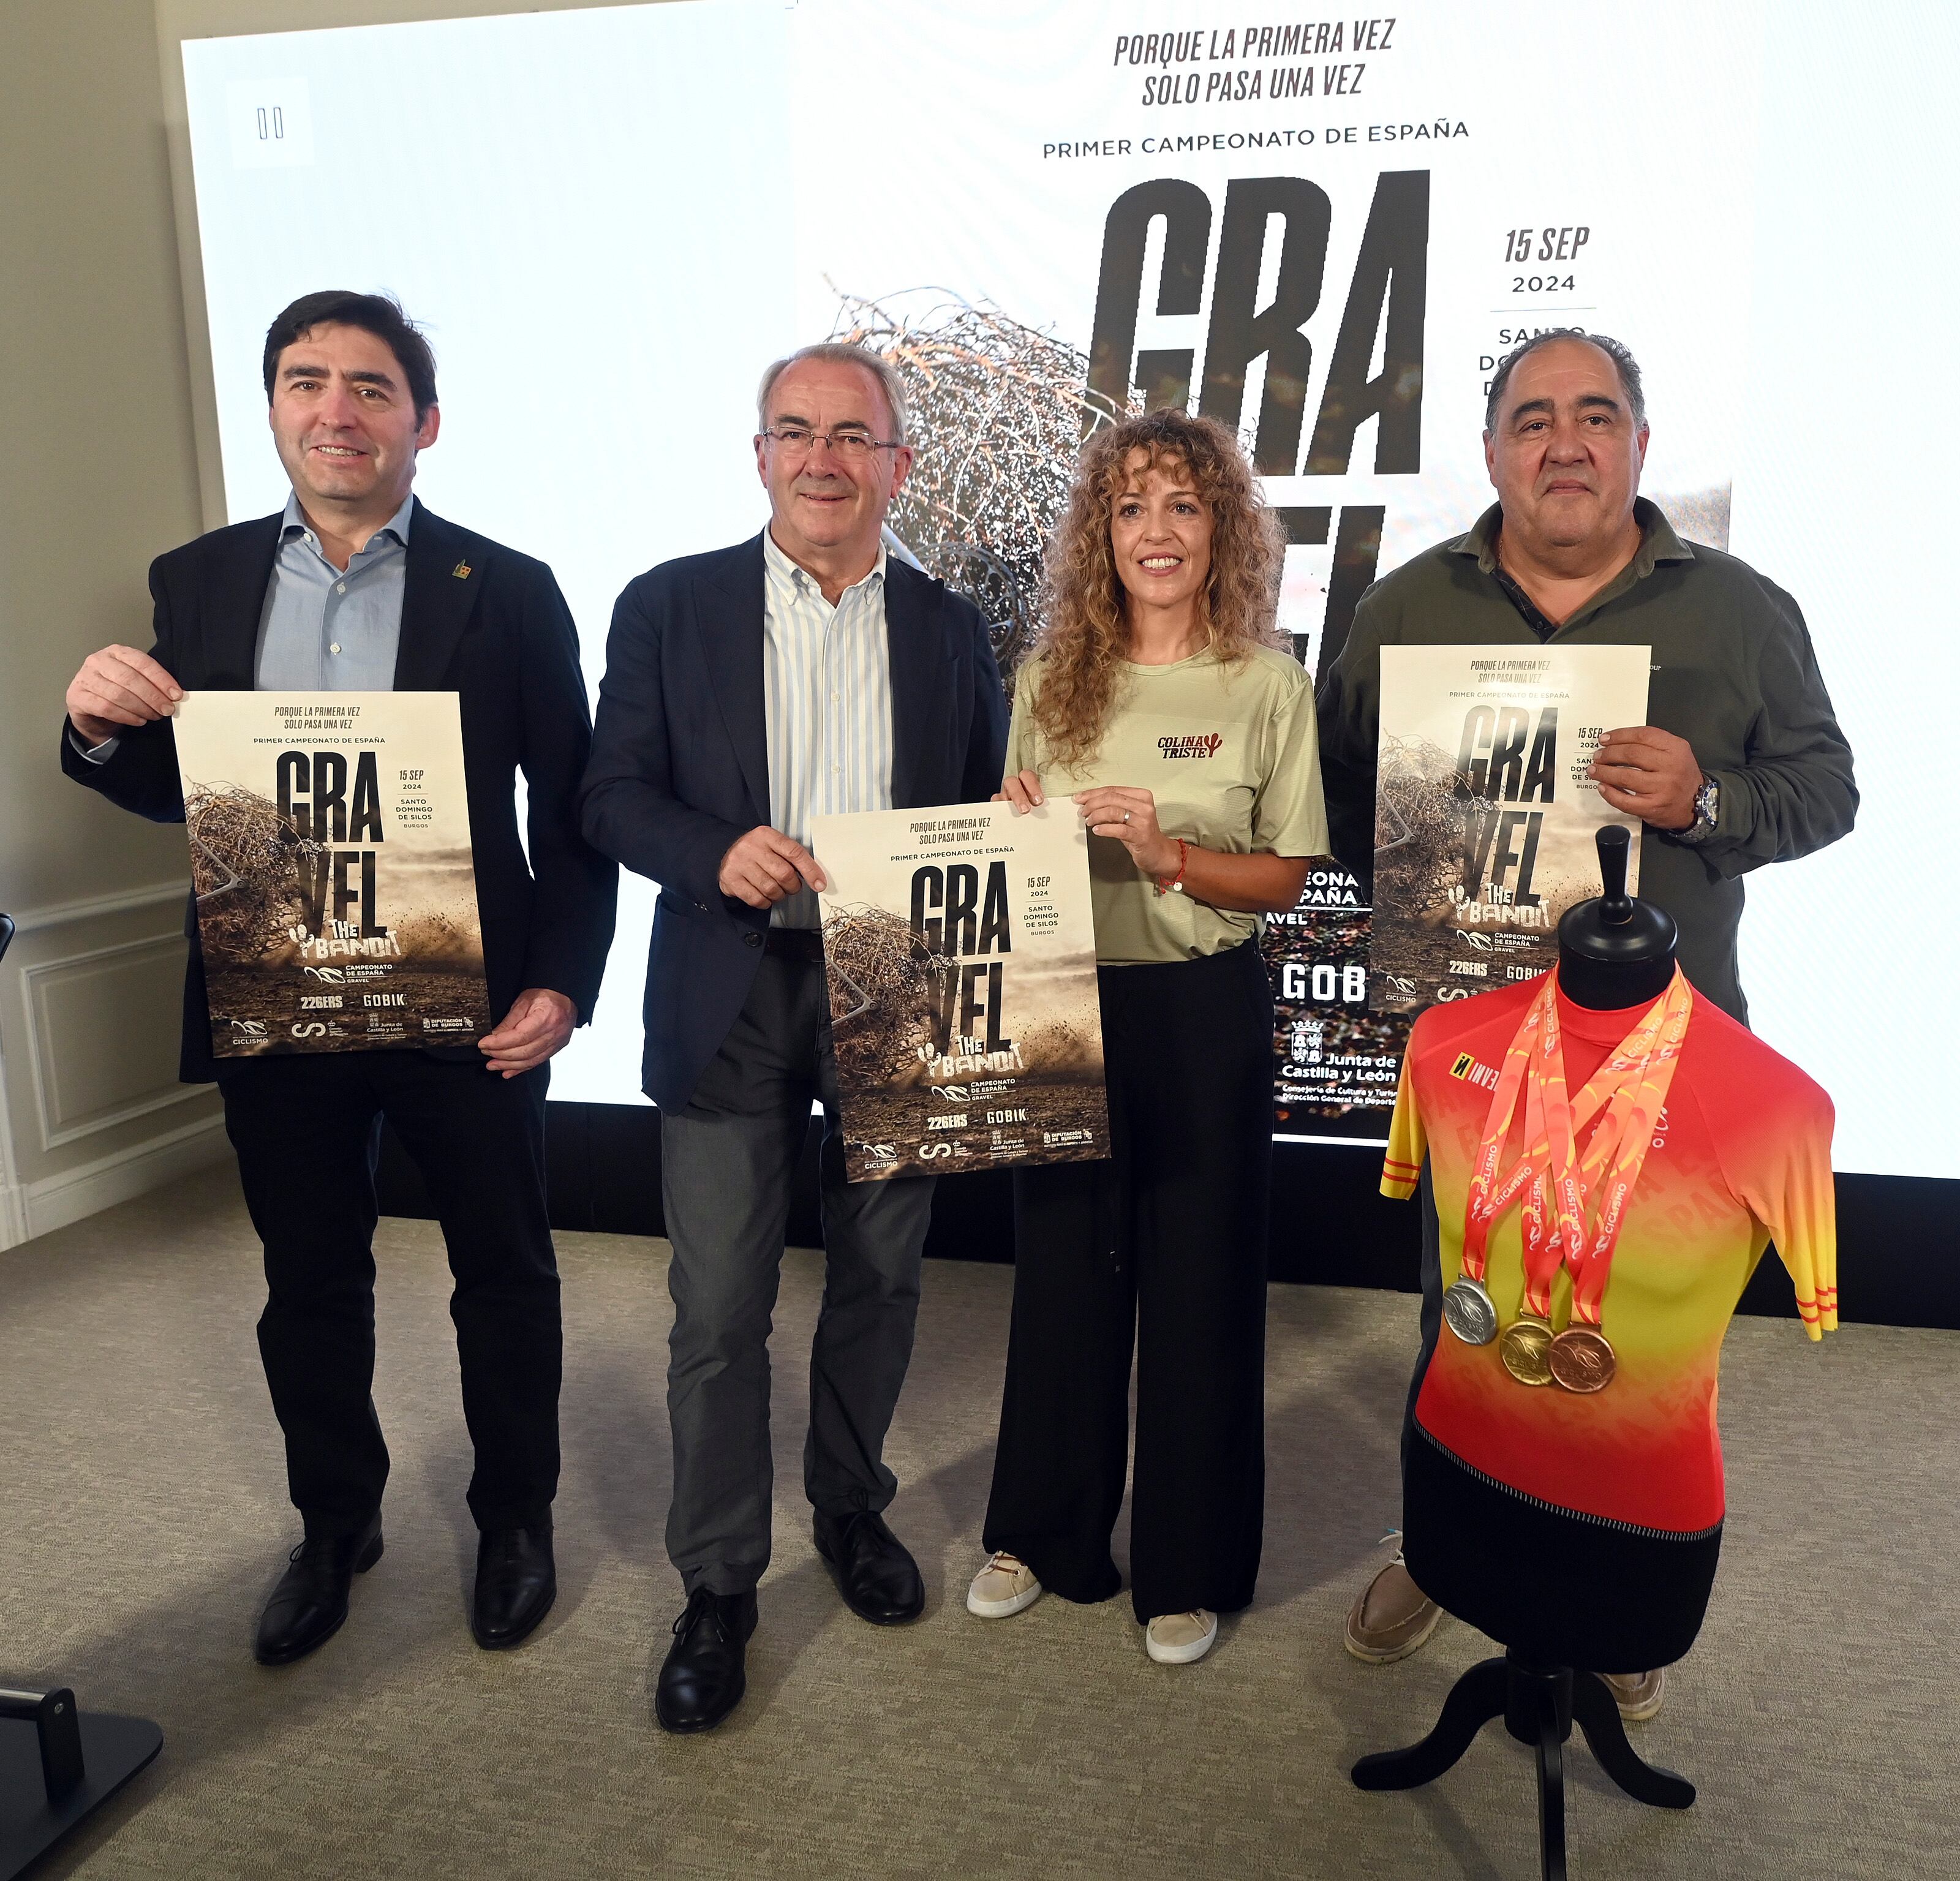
[1483,328,1645,434]
[262,290,439,419]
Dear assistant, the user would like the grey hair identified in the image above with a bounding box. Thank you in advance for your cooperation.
[756,342,910,445]
[1483,328,1646,434]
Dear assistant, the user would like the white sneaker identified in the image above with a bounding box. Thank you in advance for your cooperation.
[1145,1609,1218,1664]
[967,1551,1042,1618]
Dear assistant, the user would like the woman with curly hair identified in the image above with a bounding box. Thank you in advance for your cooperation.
[966,409,1327,1665]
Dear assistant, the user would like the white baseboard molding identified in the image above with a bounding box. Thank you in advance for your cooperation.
[3,1109,232,1250]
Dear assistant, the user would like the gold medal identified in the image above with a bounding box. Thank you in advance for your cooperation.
[1499,1314,1555,1386]
[1547,1325,1616,1393]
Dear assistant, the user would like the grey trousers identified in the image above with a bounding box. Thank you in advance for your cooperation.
[660,944,937,1597]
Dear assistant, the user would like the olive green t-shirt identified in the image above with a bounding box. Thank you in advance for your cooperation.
[1006,644,1329,965]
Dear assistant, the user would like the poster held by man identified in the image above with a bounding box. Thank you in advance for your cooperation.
[812,799,1109,1183]
[1370,644,1649,1014]
[173,689,492,1058]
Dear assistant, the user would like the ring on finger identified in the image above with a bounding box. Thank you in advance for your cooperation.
[1122,810,1131,823]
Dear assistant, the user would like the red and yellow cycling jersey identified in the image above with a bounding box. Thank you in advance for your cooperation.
[1384,974,1836,1534]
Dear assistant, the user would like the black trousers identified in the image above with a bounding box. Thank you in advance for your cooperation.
[984,941,1273,1624]
[215,1051,560,1539]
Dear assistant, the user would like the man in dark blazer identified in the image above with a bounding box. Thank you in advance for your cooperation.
[581,342,1007,1733]
[61,291,616,1665]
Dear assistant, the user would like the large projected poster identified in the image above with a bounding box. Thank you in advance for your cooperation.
[179,1,1956,1182]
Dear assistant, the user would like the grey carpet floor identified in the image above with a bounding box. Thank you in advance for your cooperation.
[1,1163,1951,1880]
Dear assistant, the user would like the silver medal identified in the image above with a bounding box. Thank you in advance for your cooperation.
[1442,1276,1499,1345]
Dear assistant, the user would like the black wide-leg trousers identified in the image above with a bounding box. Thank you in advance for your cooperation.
[215,1051,560,1539]
[983,940,1273,1624]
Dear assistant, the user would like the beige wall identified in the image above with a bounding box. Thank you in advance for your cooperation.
[0,0,226,1243]
[0,0,653,1246]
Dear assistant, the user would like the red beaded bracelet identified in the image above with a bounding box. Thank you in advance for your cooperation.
[1155,838,1189,897]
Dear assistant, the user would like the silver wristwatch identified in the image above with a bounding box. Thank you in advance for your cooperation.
[1675,772,1720,843]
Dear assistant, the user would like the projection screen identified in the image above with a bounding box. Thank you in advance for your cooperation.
[178,0,1958,1180]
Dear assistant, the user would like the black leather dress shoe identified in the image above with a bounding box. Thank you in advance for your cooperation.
[813,1509,925,1625]
[655,1588,758,1734]
[472,1524,556,1649]
[254,1514,383,1666]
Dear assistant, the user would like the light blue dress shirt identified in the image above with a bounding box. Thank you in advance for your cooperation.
[254,490,412,689]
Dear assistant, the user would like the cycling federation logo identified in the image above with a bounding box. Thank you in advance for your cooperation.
[1158,733,1223,760]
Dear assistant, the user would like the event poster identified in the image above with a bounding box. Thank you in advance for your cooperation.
[172,691,492,1057]
[1369,645,1650,1014]
[810,802,1109,1184]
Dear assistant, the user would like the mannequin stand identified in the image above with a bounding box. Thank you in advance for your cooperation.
[1,1687,162,1879]
[1351,1651,1694,1881]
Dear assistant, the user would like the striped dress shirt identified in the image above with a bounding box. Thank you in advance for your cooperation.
[760,528,895,928]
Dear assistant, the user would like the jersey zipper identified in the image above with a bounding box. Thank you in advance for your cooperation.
[1417,1423,1722,1544]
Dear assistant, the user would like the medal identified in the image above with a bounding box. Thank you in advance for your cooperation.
[1547,1325,1616,1393]
[1442,1276,1498,1345]
[1499,1314,1555,1385]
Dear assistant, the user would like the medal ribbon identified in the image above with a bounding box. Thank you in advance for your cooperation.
[1458,982,1550,1284]
[1518,992,1585,1320]
[1565,970,1694,1328]
[1462,967,1694,1323]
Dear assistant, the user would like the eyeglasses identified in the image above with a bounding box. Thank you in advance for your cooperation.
[762,426,903,461]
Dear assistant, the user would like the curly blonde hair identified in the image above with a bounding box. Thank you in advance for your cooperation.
[1028,409,1287,767]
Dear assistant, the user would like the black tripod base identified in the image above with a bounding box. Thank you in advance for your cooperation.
[1351,1651,1692,1881]
[2,1706,163,1880]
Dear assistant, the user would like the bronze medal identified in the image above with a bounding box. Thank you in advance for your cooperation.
[1442,1276,1498,1345]
[1499,1314,1555,1386]
[1547,1325,1616,1393]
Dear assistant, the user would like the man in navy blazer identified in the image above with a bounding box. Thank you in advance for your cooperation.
[62,292,616,1667]
[581,342,1006,1732]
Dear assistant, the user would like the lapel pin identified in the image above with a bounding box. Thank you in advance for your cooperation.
[452,560,472,579]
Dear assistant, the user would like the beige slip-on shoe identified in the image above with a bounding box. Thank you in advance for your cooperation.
[1343,1552,1443,1664]
[1599,1667,1666,1721]
[1145,1609,1218,1665]
[967,1551,1043,1618]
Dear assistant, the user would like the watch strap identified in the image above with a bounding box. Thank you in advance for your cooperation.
[1676,772,1720,843]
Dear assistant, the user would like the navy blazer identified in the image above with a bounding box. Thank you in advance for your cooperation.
[580,531,1009,1110]
[61,499,619,1083]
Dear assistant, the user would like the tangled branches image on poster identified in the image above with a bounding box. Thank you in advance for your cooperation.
[187,780,328,963]
[832,290,1139,682]
[174,693,494,1058]
[813,804,1109,1183]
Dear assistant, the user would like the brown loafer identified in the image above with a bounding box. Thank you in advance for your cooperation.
[1600,1667,1666,1721]
[1343,1555,1442,1665]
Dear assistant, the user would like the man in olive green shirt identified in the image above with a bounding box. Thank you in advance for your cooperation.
[1317,331,1855,1027]
[1322,330,1856,1706]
